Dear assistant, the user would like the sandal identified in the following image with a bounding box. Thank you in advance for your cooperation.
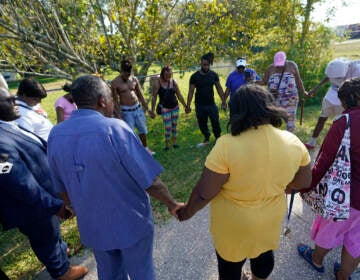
[241,270,252,280]
[334,262,352,280]
[297,243,325,273]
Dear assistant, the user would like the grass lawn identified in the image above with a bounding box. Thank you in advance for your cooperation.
[334,39,360,60]
[0,63,333,279]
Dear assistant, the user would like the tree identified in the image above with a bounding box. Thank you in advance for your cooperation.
[0,0,338,86]
[0,0,106,80]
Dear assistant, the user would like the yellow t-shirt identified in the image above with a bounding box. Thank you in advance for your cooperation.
[205,125,310,261]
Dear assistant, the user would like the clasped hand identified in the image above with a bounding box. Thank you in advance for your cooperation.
[56,204,75,220]
[168,203,192,222]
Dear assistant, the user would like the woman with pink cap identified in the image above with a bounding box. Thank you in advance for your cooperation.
[263,51,308,132]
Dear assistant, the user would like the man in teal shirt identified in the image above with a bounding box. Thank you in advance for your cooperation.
[48,75,182,280]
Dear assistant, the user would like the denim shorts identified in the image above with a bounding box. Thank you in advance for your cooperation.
[121,105,148,135]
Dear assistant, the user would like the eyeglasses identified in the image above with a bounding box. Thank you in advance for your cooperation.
[0,96,16,104]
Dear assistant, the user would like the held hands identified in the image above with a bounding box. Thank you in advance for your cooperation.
[306,89,315,98]
[167,203,194,222]
[185,106,191,114]
[221,101,227,111]
[175,204,193,221]
[56,204,75,220]
[168,202,185,219]
[148,110,156,119]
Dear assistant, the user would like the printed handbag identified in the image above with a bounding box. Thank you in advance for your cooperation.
[301,114,351,221]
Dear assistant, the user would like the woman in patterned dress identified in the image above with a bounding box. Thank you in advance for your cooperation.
[263,51,308,132]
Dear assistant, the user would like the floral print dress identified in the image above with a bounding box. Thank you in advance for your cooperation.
[268,72,299,132]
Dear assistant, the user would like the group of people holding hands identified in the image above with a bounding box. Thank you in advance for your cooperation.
[141,51,308,151]
[0,52,360,280]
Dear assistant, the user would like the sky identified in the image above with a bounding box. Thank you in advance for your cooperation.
[311,0,360,27]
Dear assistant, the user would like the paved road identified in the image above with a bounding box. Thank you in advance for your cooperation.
[37,149,360,280]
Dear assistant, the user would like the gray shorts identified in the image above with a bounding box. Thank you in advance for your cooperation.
[320,98,344,118]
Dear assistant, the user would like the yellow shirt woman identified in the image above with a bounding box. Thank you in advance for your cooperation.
[177,84,312,279]
[205,125,310,261]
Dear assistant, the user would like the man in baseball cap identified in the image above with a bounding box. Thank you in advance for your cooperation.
[225,57,261,103]
[305,58,358,149]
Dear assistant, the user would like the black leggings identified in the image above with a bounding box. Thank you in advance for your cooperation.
[216,250,274,280]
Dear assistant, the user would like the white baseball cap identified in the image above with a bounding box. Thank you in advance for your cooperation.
[325,58,350,79]
[236,58,247,67]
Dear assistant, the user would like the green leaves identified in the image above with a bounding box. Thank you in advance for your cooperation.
[0,0,337,83]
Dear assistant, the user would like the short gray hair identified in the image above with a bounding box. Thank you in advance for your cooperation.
[71,75,110,108]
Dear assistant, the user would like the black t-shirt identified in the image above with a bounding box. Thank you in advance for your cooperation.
[190,70,219,106]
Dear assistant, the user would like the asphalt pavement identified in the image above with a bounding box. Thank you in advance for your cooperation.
[36,148,360,280]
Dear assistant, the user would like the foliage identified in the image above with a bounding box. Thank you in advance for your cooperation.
[0,0,340,87]
[0,0,104,80]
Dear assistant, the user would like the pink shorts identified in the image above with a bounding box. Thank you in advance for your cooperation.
[311,207,360,258]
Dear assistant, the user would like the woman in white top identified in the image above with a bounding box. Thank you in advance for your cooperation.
[15,78,53,141]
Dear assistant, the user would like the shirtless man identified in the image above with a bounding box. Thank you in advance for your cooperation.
[111,59,155,154]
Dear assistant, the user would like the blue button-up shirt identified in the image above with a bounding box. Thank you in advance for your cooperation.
[47,109,163,250]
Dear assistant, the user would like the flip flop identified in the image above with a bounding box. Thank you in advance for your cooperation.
[334,262,352,280]
[297,243,325,273]
[241,270,252,280]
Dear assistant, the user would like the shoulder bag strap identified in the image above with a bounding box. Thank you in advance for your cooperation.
[165,80,170,95]
[276,62,286,91]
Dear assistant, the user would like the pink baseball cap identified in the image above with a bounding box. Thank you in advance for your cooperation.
[274,51,286,67]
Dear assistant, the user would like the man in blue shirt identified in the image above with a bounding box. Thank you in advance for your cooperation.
[47,75,182,280]
[224,58,261,103]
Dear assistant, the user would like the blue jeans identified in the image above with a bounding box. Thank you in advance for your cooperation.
[18,215,70,278]
[195,104,221,141]
[93,232,155,280]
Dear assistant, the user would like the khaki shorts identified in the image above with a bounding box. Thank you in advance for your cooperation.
[320,98,344,118]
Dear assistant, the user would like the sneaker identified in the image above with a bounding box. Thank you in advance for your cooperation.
[197,142,209,148]
[304,143,315,150]
[173,144,179,149]
[145,147,156,155]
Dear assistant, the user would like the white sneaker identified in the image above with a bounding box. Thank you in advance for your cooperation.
[196,142,209,148]
[145,147,156,155]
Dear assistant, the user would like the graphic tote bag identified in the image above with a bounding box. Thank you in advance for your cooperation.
[301,114,351,221]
